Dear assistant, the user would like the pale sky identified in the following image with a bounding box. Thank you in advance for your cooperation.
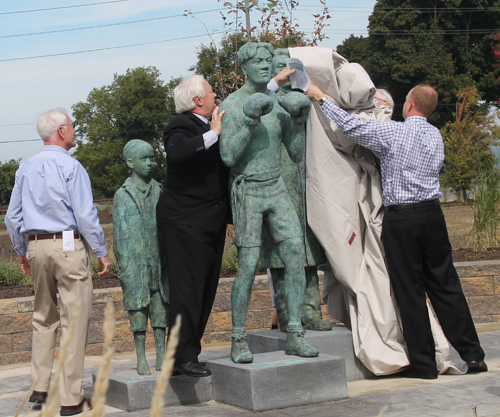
[0,0,376,162]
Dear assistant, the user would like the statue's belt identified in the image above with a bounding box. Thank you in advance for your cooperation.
[230,168,281,246]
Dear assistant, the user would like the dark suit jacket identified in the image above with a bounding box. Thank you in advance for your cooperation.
[156,112,231,233]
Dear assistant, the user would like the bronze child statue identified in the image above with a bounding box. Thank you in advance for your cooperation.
[113,139,169,375]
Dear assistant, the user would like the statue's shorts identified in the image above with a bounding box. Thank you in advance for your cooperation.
[232,175,302,248]
[128,289,168,332]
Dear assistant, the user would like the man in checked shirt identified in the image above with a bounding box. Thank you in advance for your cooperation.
[306,84,487,379]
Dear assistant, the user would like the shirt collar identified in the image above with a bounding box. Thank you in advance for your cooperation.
[193,113,209,124]
[42,145,70,155]
[404,116,428,123]
[124,176,152,194]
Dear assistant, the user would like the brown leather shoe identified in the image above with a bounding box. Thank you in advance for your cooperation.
[60,398,92,416]
[28,390,48,403]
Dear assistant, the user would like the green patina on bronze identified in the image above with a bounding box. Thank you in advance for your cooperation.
[219,42,319,363]
[260,48,331,332]
[113,139,169,375]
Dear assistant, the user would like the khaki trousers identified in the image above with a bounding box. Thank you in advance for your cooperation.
[26,236,92,406]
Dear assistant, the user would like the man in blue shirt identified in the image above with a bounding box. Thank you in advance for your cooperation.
[5,108,111,416]
[306,84,487,379]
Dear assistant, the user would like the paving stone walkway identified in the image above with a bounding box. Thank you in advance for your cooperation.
[1,325,499,417]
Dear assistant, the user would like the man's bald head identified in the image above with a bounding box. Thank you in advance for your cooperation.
[408,85,438,117]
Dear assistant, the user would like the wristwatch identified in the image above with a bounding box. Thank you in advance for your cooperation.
[318,96,327,106]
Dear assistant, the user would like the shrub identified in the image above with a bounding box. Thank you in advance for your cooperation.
[468,169,500,250]
[90,252,118,277]
[95,203,113,214]
[221,244,238,271]
[0,261,32,287]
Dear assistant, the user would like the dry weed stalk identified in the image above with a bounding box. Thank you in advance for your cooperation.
[377,405,389,416]
[149,314,181,417]
[22,401,37,417]
[91,301,116,417]
[13,380,40,417]
[39,303,80,417]
[81,396,91,417]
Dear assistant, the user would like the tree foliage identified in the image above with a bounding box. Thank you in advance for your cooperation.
[337,0,500,127]
[189,32,247,100]
[0,159,20,206]
[440,86,500,201]
[189,0,331,100]
[72,67,179,197]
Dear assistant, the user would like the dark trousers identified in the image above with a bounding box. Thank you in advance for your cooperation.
[382,204,484,373]
[159,222,226,365]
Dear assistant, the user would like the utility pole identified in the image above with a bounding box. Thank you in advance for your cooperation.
[244,0,252,42]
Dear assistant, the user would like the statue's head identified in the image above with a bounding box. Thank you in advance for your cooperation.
[123,139,154,181]
[272,48,291,93]
[238,42,274,85]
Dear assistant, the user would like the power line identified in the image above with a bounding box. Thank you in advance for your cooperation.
[306,28,499,35]
[297,6,500,13]
[0,8,225,39]
[0,139,41,144]
[0,123,35,127]
[3,25,496,63]
[0,0,131,16]
[0,33,214,63]
[375,7,500,12]
[368,29,500,35]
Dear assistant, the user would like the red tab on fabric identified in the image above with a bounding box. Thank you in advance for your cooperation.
[348,232,356,246]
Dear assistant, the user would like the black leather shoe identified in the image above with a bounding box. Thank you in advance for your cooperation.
[60,398,92,416]
[175,361,212,377]
[402,369,438,379]
[467,360,488,373]
[28,390,48,403]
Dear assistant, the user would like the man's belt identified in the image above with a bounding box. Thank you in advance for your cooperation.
[28,232,80,241]
[384,199,440,213]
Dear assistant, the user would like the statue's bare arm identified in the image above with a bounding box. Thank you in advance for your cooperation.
[220,93,274,167]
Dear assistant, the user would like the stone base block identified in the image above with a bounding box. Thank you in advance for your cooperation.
[247,325,374,381]
[206,351,347,411]
[95,369,212,412]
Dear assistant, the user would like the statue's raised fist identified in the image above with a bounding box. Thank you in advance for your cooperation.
[243,93,274,127]
[279,92,311,124]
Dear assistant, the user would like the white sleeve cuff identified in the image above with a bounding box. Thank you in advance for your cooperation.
[267,78,280,93]
[203,130,219,149]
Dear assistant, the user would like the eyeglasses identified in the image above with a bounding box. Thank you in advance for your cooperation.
[60,122,76,128]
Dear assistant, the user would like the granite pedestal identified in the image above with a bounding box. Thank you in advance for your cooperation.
[96,369,212,411]
[206,351,347,411]
[247,325,374,381]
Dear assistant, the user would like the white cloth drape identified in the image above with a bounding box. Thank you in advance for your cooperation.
[289,47,466,375]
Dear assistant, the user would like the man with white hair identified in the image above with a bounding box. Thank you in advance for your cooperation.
[374,89,394,109]
[5,108,111,415]
[156,75,229,377]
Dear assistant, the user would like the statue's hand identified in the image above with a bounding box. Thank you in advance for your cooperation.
[279,92,311,124]
[243,93,274,127]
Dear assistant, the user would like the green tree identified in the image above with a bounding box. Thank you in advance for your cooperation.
[337,0,500,127]
[0,159,20,206]
[440,86,500,201]
[189,32,247,100]
[72,67,180,197]
[189,0,331,99]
